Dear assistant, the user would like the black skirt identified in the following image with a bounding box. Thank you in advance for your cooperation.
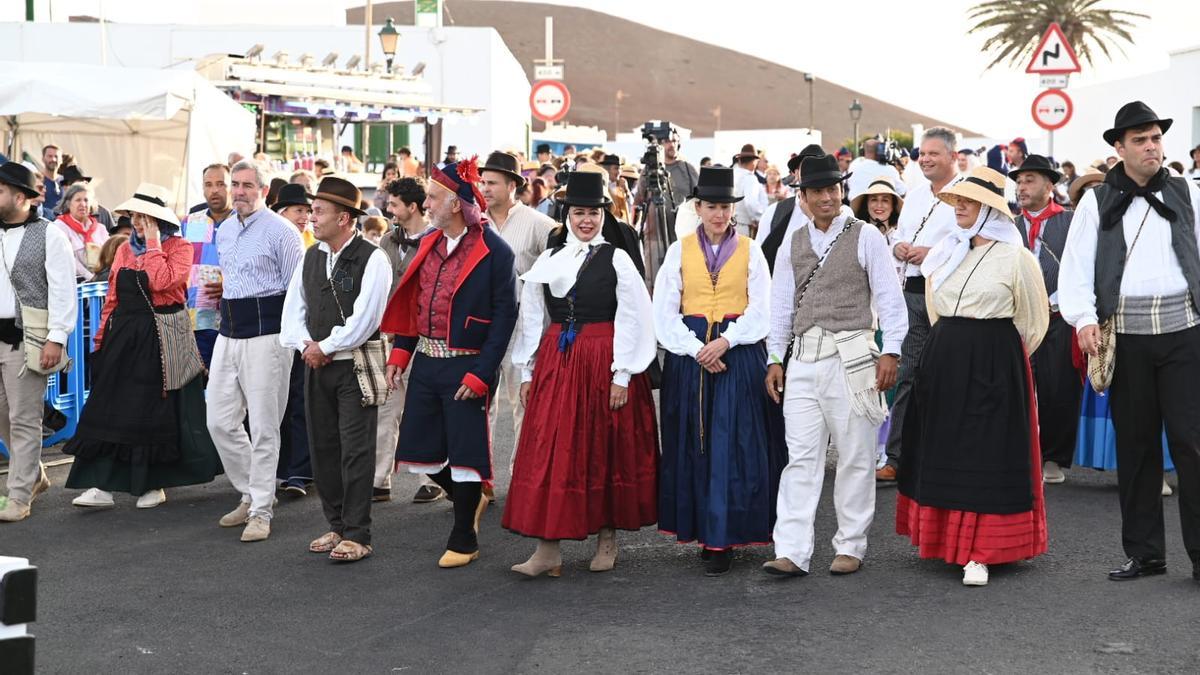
[64,268,222,495]
[897,317,1034,514]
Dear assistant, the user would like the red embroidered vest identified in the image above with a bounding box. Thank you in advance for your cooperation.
[416,229,479,339]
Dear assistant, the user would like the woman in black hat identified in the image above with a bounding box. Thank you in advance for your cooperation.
[272,183,315,248]
[501,171,659,577]
[653,165,783,576]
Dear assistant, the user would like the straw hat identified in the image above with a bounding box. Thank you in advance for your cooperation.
[850,176,904,216]
[113,183,180,227]
[937,166,1009,215]
[1068,168,1105,207]
[619,164,640,180]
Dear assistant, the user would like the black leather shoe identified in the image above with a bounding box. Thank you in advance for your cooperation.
[704,550,732,577]
[699,548,713,562]
[1107,557,1166,580]
[411,484,446,504]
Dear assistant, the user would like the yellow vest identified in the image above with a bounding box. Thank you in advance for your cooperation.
[679,232,750,323]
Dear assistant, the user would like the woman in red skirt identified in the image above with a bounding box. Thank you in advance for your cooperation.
[896,167,1050,586]
[501,172,658,577]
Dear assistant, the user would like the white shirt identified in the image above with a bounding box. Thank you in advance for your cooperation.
[512,246,655,386]
[280,237,393,358]
[490,201,555,299]
[0,219,77,345]
[846,158,907,199]
[652,237,771,357]
[893,176,962,277]
[902,160,929,191]
[1058,181,1200,330]
[733,166,768,236]
[767,215,908,361]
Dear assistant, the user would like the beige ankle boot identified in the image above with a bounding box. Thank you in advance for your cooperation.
[590,527,618,572]
[511,540,562,578]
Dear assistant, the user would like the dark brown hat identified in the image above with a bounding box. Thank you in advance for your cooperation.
[0,161,40,198]
[480,150,526,187]
[732,143,759,162]
[59,164,92,185]
[313,176,365,216]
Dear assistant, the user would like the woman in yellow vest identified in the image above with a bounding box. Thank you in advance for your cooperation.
[653,165,783,576]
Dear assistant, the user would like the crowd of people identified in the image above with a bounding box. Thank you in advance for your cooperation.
[0,98,1198,588]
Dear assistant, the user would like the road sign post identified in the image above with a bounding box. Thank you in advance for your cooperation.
[1026,24,1081,158]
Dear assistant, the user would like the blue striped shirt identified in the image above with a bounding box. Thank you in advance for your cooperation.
[216,207,304,299]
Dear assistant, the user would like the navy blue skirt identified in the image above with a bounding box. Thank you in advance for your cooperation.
[658,316,786,549]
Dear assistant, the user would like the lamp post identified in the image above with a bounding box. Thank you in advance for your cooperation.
[848,99,863,156]
[803,72,815,132]
[378,17,400,72]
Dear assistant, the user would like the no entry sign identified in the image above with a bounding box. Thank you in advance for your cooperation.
[1031,89,1073,131]
[529,80,571,123]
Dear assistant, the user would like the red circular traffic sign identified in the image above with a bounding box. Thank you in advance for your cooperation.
[529,80,571,123]
[1031,89,1073,131]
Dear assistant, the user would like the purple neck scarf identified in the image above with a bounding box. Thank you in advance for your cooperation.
[696,225,738,277]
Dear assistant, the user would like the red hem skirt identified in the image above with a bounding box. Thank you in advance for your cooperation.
[896,339,1048,566]
[501,322,659,540]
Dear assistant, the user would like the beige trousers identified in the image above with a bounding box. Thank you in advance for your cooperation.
[0,345,49,505]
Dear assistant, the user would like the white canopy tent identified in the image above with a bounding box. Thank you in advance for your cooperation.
[0,61,255,214]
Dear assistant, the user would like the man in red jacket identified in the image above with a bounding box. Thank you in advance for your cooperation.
[381,157,517,568]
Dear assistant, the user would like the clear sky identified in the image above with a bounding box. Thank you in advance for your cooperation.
[9,0,1199,138]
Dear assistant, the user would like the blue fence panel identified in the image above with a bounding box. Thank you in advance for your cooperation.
[0,282,107,459]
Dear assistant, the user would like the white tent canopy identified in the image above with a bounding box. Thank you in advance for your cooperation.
[0,61,255,214]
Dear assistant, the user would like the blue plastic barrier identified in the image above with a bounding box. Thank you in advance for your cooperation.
[0,282,108,459]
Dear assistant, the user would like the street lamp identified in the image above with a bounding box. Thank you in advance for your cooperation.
[803,72,815,132]
[378,17,400,71]
[848,99,863,156]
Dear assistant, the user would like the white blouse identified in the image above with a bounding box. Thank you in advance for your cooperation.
[652,237,772,357]
[513,245,656,387]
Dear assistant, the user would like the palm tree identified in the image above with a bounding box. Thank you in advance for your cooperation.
[967,0,1147,71]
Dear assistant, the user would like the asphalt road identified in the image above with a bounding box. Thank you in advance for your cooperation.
[3,404,1197,674]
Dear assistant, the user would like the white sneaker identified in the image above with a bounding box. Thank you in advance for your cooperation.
[1042,461,1066,484]
[1162,478,1173,497]
[963,561,989,586]
[72,488,115,508]
[136,489,167,509]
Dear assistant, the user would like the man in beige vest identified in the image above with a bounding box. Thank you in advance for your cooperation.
[762,154,907,577]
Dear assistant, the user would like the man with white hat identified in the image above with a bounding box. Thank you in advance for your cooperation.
[0,161,76,522]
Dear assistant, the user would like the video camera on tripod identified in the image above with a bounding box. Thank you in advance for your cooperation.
[636,121,679,261]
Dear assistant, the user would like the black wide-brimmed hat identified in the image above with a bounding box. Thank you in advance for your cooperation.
[272,183,314,212]
[480,150,526,187]
[600,153,621,167]
[1008,154,1062,184]
[797,154,849,189]
[313,176,365,216]
[557,171,611,207]
[691,166,744,204]
[59,164,92,185]
[787,143,825,173]
[0,161,40,198]
[1103,101,1173,146]
[536,143,552,155]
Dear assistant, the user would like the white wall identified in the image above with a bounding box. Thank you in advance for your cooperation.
[1052,46,1200,168]
[0,21,531,160]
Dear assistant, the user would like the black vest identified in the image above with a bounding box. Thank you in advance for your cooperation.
[1093,177,1200,322]
[302,236,380,343]
[1014,208,1072,297]
[544,244,618,324]
[761,196,797,274]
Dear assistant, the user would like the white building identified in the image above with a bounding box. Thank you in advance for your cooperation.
[1054,44,1200,168]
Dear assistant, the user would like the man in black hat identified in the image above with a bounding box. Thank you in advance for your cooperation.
[479,151,555,475]
[1011,154,1081,485]
[1060,101,1200,585]
[763,153,906,577]
[535,144,553,166]
[756,144,850,274]
[0,162,77,523]
[280,176,393,562]
[732,144,768,237]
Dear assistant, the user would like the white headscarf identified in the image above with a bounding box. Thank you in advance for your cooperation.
[921,204,1023,290]
[521,226,607,298]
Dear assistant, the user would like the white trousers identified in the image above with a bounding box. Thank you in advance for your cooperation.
[206,334,292,520]
[488,339,525,475]
[0,346,48,505]
[773,355,880,571]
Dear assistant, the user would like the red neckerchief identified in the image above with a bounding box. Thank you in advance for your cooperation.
[60,213,100,240]
[1021,201,1064,250]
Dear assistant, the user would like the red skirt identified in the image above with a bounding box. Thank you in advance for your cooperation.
[896,347,1048,566]
[501,322,658,540]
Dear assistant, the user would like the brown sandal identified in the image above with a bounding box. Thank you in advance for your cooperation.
[309,532,343,553]
[330,540,373,563]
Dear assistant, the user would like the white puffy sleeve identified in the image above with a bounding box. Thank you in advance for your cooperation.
[653,241,705,357]
[512,250,551,383]
[611,247,657,385]
[717,240,771,347]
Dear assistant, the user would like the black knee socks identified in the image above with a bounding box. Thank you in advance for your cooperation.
[447,481,481,553]
[429,468,456,500]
